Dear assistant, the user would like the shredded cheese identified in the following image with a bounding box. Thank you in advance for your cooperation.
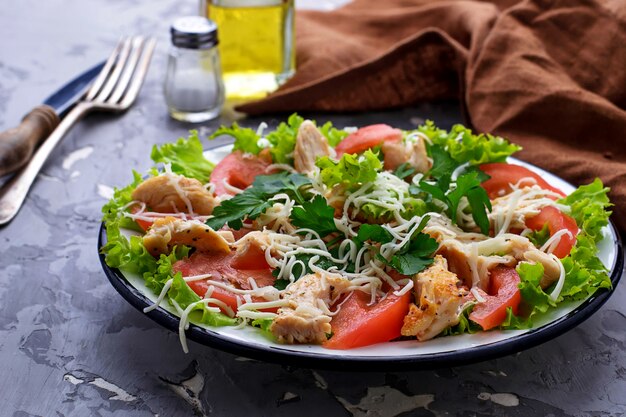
[143,279,174,313]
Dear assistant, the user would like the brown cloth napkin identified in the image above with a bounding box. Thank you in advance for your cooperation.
[237,0,626,231]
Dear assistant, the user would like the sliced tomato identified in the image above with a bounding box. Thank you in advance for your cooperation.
[334,124,402,156]
[172,251,276,313]
[230,242,270,270]
[129,205,154,231]
[323,290,411,350]
[480,163,566,200]
[525,206,578,258]
[210,150,273,196]
[469,266,521,331]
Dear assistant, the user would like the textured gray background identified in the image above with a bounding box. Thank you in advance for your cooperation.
[1,1,625,416]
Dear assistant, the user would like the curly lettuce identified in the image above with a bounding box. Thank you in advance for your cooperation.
[102,136,235,328]
[316,149,381,188]
[151,131,215,182]
[501,179,613,329]
[210,122,262,155]
[209,113,348,165]
[418,121,521,165]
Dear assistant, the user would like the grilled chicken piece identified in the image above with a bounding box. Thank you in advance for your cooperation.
[270,272,350,344]
[143,217,230,257]
[132,173,217,215]
[438,245,514,290]
[401,255,470,341]
[293,120,332,173]
[234,231,271,253]
[438,234,561,290]
[382,138,431,173]
[231,231,276,269]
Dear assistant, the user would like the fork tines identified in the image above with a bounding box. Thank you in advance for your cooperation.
[86,36,156,108]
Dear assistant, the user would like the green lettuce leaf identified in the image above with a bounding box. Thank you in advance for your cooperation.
[145,246,191,294]
[251,318,274,332]
[266,113,304,164]
[419,121,521,165]
[558,178,611,243]
[319,121,349,147]
[167,274,236,327]
[316,149,381,188]
[441,304,481,336]
[209,122,262,155]
[100,171,152,271]
[501,180,613,329]
[151,131,215,182]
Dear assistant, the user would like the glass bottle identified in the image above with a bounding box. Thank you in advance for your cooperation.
[200,0,295,101]
[164,16,225,122]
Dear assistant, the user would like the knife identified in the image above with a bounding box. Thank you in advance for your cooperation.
[0,62,104,177]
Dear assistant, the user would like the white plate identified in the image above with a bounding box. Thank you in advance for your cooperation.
[99,145,623,370]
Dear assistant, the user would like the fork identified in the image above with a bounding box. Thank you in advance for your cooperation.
[0,36,156,226]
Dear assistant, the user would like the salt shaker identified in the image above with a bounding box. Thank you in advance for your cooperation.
[164,16,225,122]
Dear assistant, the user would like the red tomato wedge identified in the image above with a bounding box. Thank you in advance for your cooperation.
[324,290,411,350]
[525,206,578,258]
[469,266,521,330]
[131,205,153,231]
[334,124,402,156]
[480,163,566,200]
[172,251,276,313]
[210,150,273,196]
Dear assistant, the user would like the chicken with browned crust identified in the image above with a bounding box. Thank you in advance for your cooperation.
[270,272,350,344]
[132,173,217,215]
[401,255,470,341]
[143,217,231,257]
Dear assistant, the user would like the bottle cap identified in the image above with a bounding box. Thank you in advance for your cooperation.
[170,16,218,49]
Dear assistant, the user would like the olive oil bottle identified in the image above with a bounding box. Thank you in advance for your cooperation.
[203,0,295,100]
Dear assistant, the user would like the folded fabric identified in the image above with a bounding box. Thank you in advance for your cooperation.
[237,0,626,230]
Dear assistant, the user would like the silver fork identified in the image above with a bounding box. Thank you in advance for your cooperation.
[0,36,156,225]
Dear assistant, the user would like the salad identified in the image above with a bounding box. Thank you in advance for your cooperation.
[101,114,612,353]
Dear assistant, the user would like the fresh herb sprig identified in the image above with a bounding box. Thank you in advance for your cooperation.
[411,145,492,234]
[353,218,438,276]
[206,172,311,230]
[291,194,339,236]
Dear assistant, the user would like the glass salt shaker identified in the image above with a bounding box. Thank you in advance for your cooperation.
[164,16,225,122]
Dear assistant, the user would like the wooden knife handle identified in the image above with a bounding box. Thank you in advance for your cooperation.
[0,105,60,177]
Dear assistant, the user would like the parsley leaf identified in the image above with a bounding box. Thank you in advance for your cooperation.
[210,123,262,155]
[412,167,492,234]
[291,195,339,237]
[354,224,394,246]
[384,233,439,275]
[206,172,311,230]
[447,170,492,234]
[316,149,382,188]
[377,217,438,275]
[393,163,416,180]
[428,145,457,185]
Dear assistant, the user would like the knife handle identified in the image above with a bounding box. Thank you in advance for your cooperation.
[0,105,60,177]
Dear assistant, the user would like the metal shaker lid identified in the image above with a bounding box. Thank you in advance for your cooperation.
[170,16,218,49]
